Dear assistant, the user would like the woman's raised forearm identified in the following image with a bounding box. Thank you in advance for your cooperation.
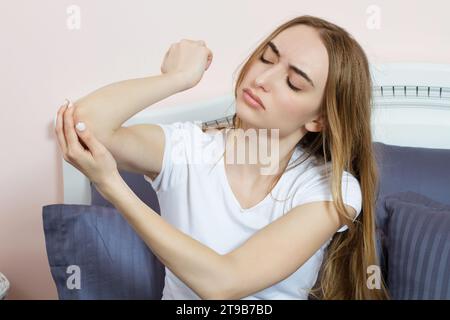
[72,38,213,141]
[73,73,188,140]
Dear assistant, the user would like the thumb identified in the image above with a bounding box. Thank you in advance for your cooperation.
[75,122,107,155]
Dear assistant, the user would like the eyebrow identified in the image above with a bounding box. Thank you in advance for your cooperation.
[267,41,315,88]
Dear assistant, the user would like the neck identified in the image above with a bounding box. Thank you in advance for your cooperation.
[224,126,304,183]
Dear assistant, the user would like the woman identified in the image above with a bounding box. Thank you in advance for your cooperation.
[55,15,390,299]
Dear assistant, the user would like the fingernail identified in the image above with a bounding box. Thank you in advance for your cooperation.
[76,122,86,132]
[68,101,73,108]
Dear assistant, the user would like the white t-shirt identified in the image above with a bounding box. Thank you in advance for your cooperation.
[144,121,362,300]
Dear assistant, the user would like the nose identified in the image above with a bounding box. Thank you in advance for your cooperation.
[254,64,283,91]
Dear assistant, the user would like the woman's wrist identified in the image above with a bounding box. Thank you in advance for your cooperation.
[163,72,194,93]
[94,173,126,202]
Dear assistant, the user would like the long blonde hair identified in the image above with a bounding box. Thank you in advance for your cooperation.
[210,15,390,299]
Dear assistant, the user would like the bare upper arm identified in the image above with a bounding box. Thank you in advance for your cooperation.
[102,124,165,178]
[222,201,356,299]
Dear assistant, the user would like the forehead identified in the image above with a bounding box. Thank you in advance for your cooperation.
[270,25,329,88]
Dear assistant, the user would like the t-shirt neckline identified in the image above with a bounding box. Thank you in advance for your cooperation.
[218,129,300,213]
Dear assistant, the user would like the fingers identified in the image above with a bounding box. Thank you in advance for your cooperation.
[63,100,84,155]
[55,100,69,155]
[75,121,107,157]
[180,39,206,47]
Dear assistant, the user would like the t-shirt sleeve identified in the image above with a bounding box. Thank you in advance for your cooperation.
[143,121,200,193]
[292,169,362,233]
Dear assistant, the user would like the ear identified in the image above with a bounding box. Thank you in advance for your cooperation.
[304,115,323,133]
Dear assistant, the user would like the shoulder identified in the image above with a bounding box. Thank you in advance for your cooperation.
[158,121,225,165]
[290,153,361,192]
[164,120,224,142]
[156,120,215,145]
[289,155,362,218]
[157,120,203,139]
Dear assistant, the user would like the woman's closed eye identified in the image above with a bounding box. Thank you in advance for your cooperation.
[259,55,302,92]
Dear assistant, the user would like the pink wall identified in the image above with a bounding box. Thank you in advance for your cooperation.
[0,0,449,300]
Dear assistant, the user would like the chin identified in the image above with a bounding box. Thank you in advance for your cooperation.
[235,104,262,129]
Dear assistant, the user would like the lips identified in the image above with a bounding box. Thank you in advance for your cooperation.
[243,88,265,109]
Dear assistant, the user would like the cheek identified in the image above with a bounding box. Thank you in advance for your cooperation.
[277,96,303,117]
[276,96,316,124]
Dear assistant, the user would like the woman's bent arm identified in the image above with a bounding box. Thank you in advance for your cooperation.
[73,73,188,141]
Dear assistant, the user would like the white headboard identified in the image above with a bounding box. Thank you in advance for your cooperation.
[61,63,450,205]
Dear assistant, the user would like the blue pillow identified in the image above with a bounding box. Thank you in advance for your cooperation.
[42,204,165,299]
[373,142,450,282]
[384,191,450,299]
[90,170,160,214]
